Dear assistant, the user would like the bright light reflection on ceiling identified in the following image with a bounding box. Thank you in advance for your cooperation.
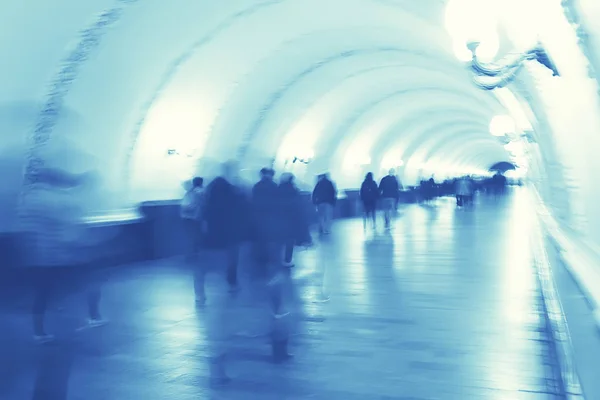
[489,115,516,137]
[445,0,499,61]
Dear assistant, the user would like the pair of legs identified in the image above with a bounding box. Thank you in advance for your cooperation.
[259,241,294,362]
[283,240,295,266]
[381,198,396,228]
[316,203,334,234]
[193,244,240,304]
[456,194,473,206]
[30,266,104,340]
[363,202,376,229]
[183,218,202,263]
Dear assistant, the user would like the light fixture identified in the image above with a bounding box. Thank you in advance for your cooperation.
[446,0,560,90]
[284,148,314,166]
[166,148,194,157]
[292,156,312,165]
[466,41,559,90]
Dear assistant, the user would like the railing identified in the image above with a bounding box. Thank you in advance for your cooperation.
[533,190,600,315]
[83,208,145,226]
[532,188,596,399]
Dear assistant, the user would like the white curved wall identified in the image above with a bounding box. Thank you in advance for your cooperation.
[4,0,598,236]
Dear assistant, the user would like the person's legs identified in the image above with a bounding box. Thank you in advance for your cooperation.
[324,203,333,233]
[265,242,293,362]
[382,198,393,227]
[266,242,285,314]
[193,263,206,304]
[31,268,53,338]
[183,219,196,263]
[65,265,109,330]
[316,204,324,233]
[283,241,294,266]
[226,244,240,291]
[364,204,376,229]
[87,283,102,321]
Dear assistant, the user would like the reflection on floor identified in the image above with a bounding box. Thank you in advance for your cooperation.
[0,189,565,399]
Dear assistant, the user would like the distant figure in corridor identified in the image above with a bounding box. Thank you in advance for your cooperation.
[379,169,401,229]
[360,172,379,230]
[19,167,107,343]
[456,176,474,207]
[419,177,436,204]
[312,173,337,234]
[180,176,204,263]
[491,172,507,196]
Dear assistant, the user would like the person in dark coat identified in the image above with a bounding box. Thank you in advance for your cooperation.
[251,168,282,244]
[379,169,401,228]
[312,173,337,234]
[196,162,249,384]
[251,168,301,362]
[278,172,311,267]
[360,172,379,230]
[198,164,249,303]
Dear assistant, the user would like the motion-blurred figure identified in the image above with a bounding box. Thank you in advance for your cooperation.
[180,176,204,263]
[197,162,248,304]
[379,169,401,229]
[360,172,379,230]
[491,172,507,197]
[197,161,249,384]
[278,172,312,267]
[19,168,107,343]
[419,177,436,204]
[251,167,280,270]
[312,173,337,234]
[456,176,475,207]
[251,167,295,362]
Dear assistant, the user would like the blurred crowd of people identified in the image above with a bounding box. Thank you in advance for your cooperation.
[15,153,509,384]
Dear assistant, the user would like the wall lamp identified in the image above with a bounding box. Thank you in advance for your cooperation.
[292,156,312,165]
[166,148,194,157]
[467,41,560,90]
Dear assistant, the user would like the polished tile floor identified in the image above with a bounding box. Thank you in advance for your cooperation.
[0,190,565,399]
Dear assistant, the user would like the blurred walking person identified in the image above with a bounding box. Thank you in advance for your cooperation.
[181,176,204,264]
[19,167,107,343]
[196,161,250,384]
[278,172,312,266]
[196,162,248,305]
[360,172,379,230]
[312,173,337,234]
[379,169,401,229]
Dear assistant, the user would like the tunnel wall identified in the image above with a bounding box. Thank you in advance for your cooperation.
[0,0,599,253]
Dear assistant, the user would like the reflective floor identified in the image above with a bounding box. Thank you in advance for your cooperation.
[0,190,564,399]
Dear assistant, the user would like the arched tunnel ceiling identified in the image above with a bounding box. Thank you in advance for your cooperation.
[1,0,515,200]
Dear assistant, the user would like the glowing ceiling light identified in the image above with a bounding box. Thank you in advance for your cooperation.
[489,115,516,136]
[445,0,499,61]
